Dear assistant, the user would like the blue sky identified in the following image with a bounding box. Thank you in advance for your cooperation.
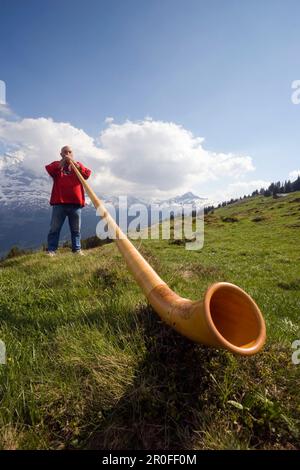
[1,0,300,201]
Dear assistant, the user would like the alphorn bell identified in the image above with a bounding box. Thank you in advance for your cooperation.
[70,160,266,356]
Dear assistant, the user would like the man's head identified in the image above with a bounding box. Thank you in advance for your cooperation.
[60,145,73,159]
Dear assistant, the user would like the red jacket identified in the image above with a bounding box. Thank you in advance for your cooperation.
[45,161,91,206]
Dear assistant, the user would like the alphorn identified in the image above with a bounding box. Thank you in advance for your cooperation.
[70,160,266,356]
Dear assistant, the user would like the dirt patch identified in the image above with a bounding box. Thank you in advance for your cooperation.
[289,198,300,203]
[184,263,223,278]
[182,270,194,279]
[205,216,218,224]
[221,216,239,223]
[277,279,300,290]
[168,237,195,246]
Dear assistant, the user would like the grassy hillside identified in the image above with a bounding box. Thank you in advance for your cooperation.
[0,192,299,450]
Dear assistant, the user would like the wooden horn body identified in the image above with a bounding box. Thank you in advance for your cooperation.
[70,161,266,356]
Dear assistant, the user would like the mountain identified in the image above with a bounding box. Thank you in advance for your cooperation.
[0,155,205,257]
[152,191,206,209]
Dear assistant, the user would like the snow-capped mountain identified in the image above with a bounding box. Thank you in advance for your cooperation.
[152,191,206,208]
[0,154,206,257]
[0,153,50,209]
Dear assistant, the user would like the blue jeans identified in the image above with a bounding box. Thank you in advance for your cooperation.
[47,204,82,252]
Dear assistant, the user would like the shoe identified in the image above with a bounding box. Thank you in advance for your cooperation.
[73,250,85,256]
[47,251,57,257]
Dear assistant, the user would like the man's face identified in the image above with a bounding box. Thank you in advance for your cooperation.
[61,147,73,159]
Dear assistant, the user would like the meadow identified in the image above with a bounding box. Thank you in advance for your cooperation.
[0,192,299,449]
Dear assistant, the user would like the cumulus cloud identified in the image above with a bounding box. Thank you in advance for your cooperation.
[0,117,108,176]
[99,119,254,196]
[0,115,256,201]
[208,179,270,205]
[289,169,300,181]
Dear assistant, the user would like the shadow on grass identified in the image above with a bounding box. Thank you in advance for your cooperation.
[84,304,222,450]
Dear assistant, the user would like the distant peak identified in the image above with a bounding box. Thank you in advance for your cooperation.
[181,191,200,199]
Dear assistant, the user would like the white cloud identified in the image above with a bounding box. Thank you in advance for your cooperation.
[198,180,271,205]
[289,169,300,181]
[204,180,270,206]
[99,119,255,196]
[225,179,270,198]
[0,103,18,119]
[0,115,256,202]
[0,117,108,177]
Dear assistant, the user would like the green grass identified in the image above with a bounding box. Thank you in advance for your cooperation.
[0,192,299,449]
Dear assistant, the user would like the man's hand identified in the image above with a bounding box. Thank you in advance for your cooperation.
[59,156,80,171]
[70,160,81,172]
[65,157,81,172]
[59,156,75,166]
[59,158,70,168]
[64,155,73,164]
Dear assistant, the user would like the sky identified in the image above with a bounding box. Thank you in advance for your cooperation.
[0,0,300,202]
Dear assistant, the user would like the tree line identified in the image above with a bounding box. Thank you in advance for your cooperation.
[207,175,300,213]
[249,176,300,198]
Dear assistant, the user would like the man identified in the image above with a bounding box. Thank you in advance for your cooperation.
[45,145,91,256]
